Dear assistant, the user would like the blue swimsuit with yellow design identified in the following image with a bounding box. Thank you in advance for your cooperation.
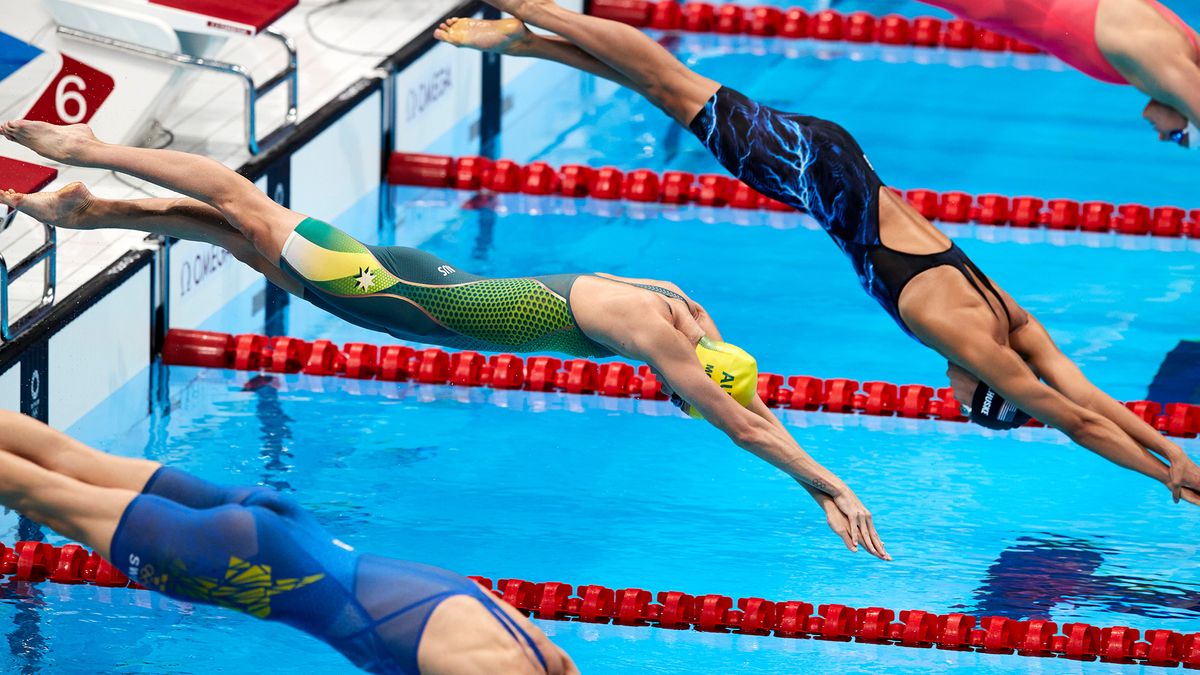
[110,467,545,674]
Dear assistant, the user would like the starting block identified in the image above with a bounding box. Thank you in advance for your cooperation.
[45,0,299,154]
[0,156,59,340]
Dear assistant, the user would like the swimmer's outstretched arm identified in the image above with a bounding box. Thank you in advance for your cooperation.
[1102,23,1200,137]
[917,318,1200,506]
[1007,316,1200,501]
[0,120,303,263]
[0,184,303,296]
[628,282,878,554]
[606,310,890,559]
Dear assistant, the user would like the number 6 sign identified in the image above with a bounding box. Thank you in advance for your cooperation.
[24,55,114,126]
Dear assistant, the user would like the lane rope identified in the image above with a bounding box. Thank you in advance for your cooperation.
[387,153,1200,240]
[162,329,1200,439]
[4,540,1196,668]
[589,1,1042,55]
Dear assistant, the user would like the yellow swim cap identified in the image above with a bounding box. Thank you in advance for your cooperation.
[682,337,759,419]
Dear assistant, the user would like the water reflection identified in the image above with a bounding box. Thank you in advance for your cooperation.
[968,535,1200,620]
[242,375,296,492]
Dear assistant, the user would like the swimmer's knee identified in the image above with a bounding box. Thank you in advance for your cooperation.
[213,184,291,244]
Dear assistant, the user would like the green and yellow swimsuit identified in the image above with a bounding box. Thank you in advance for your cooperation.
[279,218,614,357]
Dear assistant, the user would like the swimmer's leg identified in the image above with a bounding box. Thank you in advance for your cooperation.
[472,1,720,123]
[0,184,302,296]
[0,120,301,262]
[0,410,159,492]
[0,412,139,558]
[436,17,637,89]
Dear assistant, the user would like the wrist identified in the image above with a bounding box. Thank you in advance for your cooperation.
[799,475,844,498]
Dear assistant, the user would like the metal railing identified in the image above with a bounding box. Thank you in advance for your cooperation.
[0,216,56,341]
[58,26,299,155]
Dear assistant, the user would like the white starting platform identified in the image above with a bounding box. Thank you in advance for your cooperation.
[0,0,464,342]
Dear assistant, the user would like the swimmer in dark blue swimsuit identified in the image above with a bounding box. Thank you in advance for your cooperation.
[438,1,1200,506]
[0,411,575,675]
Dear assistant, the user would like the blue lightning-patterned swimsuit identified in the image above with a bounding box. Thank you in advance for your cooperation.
[689,87,1009,340]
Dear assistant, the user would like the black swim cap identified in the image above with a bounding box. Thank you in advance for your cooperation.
[969,383,1032,430]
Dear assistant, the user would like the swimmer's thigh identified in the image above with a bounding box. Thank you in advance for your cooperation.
[13,469,136,560]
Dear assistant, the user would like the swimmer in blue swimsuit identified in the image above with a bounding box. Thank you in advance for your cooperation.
[2,121,889,560]
[0,410,573,675]
[434,1,1200,507]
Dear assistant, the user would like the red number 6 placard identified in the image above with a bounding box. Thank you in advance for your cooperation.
[25,55,115,126]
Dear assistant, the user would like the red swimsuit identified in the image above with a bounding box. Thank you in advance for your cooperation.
[923,0,1198,85]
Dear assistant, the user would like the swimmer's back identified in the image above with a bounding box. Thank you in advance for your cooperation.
[923,0,1127,83]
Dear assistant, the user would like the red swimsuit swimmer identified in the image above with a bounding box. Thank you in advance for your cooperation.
[923,0,1198,84]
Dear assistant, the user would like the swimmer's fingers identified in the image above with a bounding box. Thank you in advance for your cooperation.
[827,515,855,552]
[1181,487,1200,507]
[853,514,882,559]
[863,515,891,561]
[0,189,16,208]
[844,517,864,554]
[820,501,855,552]
[1166,460,1183,503]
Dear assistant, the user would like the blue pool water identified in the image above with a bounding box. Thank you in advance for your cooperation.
[3,16,1199,675]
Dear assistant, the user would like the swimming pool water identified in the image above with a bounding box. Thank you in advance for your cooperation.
[2,17,1198,675]
[15,361,1194,674]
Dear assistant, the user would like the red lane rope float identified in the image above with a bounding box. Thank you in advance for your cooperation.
[387,153,1200,240]
[8,539,1199,668]
[466,576,1200,668]
[589,0,1044,54]
[0,541,138,588]
[161,329,1200,439]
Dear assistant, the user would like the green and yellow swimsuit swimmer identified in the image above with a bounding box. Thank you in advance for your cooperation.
[279,217,615,357]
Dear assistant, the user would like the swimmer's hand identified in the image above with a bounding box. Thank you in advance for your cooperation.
[1165,454,1200,505]
[945,362,978,404]
[827,491,890,561]
[1180,487,1200,507]
[1143,101,1191,147]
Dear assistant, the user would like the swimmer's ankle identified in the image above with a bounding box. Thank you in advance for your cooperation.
[509,0,554,24]
[507,30,541,57]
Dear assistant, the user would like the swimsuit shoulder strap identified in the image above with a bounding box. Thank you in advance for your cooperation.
[1145,0,1200,56]
[597,275,696,312]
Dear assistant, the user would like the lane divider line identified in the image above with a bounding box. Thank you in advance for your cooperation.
[387,153,1200,240]
[162,329,1200,439]
[4,540,1196,668]
[589,1,1043,55]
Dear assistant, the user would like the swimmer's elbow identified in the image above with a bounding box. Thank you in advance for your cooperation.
[1059,409,1110,447]
[726,413,772,450]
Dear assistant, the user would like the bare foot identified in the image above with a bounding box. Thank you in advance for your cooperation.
[0,182,97,229]
[434,17,535,55]
[478,0,549,20]
[0,120,100,165]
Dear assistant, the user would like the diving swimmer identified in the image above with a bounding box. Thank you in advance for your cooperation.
[0,120,889,560]
[433,1,1200,505]
[921,0,1200,148]
[0,410,575,675]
